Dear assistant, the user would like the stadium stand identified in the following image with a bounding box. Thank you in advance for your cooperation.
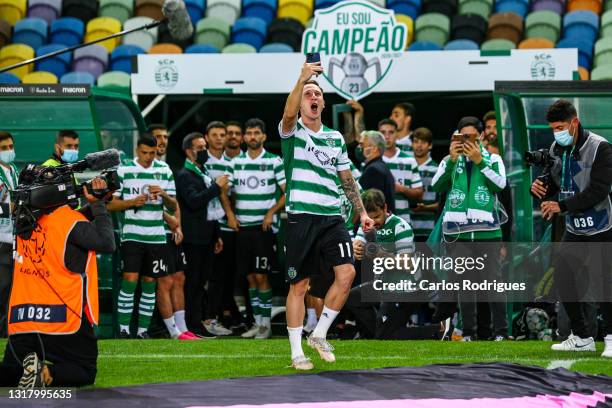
[62,0,99,24]
[222,42,257,52]
[259,41,293,52]
[458,0,493,20]
[415,12,451,47]
[395,14,415,47]
[0,71,20,83]
[0,19,10,49]
[422,0,457,19]
[123,16,158,50]
[22,70,58,83]
[50,17,85,47]
[277,0,312,24]
[73,44,109,79]
[451,13,487,44]
[196,17,232,50]
[136,0,165,20]
[185,43,221,52]
[149,42,184,53]
[408,39,443,49]
[13,17,48,50]
[487,12,524,45]
[111,44,146,73]
[100,0,134,24]
[243,0,277,24]
[444,38,480,48]
[60,70,96,84]
[207,0,242,25]
[481,37,517,50]
[36,43,73,78]
[97,70,131,88]
[231,17,268,50]
[525,10,561,44]
[186,0,206,23]
[0,0,27,25]
[518,37,555,48]
[85,17,123,52]
[27,0,62,24]
[266,17,303,50]
[0,43,34,79]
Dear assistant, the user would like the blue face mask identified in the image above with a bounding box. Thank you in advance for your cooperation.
[61,149,78,163]
[0,150,15,164]
[554,123,575,147]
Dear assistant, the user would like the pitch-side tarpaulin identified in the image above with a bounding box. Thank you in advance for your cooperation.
[2,363,611,407]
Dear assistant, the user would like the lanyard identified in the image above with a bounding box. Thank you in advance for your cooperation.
[560,146,575,192]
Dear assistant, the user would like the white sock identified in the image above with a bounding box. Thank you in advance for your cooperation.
[174,310,188,333]
[311,306,339,339]
[262,317,271,329]
[120,324,130,334]
[137,327,148,336]
[605,334,612,341]
[164,316,181,338]
[306,308,318,327]
[288,326,304,359]
[255,315,262,326]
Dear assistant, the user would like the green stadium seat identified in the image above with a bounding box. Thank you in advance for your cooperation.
[22,70,58,84]
[525,11,561,44]
[0,43,35,79]
[415,13,450,47]
[459,0,493,21]
[606,0,612,11]
[206,0,242,25]
[222,43,257,52]
[487,12,523,45]
[591,63,612,79]
[0,0,26,25]
[196,17,231,50]
[97,70,131,89]
[100,0,134,24]
[602,9,612,37]
[595,37,612,67]
[481,38,516,50]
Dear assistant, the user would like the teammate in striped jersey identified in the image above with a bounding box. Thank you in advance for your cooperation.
[389,102,416,155]
[409,127,439,241]
[280,61,374,370]
[379,119,424,225]
[232,118,286,340]
[108,135,178,339]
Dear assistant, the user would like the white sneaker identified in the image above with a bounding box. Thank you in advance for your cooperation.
[241,325,260,338]
[602,335,612,358]
[255,326,272,339]
[291,355,314,370]
[461,336,472,342]
[551,334,596,352]
[307,336,336,363]
[203,320,232,336]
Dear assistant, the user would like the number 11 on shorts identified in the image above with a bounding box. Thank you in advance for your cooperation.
[338,242,352,258]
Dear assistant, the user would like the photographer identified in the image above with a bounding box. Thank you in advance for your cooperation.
[530,99,612,357]
[0,177,115,388]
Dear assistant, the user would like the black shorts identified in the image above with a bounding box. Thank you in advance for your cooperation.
[236,226,275,276]
[285,213,354,284]
[166,234,187,274]
[121,240,171,278]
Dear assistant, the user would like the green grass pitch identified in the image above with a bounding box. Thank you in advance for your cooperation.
[0,339,610,388]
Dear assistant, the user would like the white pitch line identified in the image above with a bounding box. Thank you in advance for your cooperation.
[547,359,577,370]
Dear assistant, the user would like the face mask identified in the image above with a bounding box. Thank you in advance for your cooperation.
[0,150,15,164]
[553,122,575,147]
[196,150,209,165]
[61,149,79,163]
[355,146,365,163]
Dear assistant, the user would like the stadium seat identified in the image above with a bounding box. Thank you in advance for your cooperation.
[135,0,164,20]
[458,0,493,20]
[266,17,304,50]
[556,37,593,69]
[525,11,561,44]
[0,18,10,48]
[395,13,415,47]
[480,38,516,50]
[85,17,122,52]
[0,0,26,25]
[495,0,529,17]
[0,72,20,83]
[578,65,590,79]
[408,39,443,49]
[531,0,565,14]
[518,37,555,48]
[97,70,131,89]
[36,43,72,78]
[100,0,134,24]
[243,0,277,25]
[259,42,293,52]
[62,0,98,24]
[148,43,183,53]
[487,12,523,45]
[231,17,268,50]
[60,71,95,84]
[315,0,342,9]
[563,10,599,43]
[277,0,313,25]
[0,43,35,79]
[595,37,612,66]
[13,17,48,50]
[444,38,479,49]
[22,70,58,84]
[415,13,450,47]
[387,0,422,20]
[567,0,602,13]
[422,0,457,18]
[27,0,62,25]
[185,43,221,52]
[111,44,145,73]
[606,0,612,10]
[73,44,108,79]
[222,42,257,52]
[451,13,487,44]
[123,17,158,51]
[207,0,242,25]
[590,63,612,78]
[50,17,84,47]
[158,22,194,49]
[195,17,231,50]
[601,9,612,37]
[185,0,206,24]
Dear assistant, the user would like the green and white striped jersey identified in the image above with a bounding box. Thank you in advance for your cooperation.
[232,149,286,227]
[355,213,414,250]
[115,158,175,244]
[382,149,423,223]
[279,119,351,216]
[205,152,234,226]
[410,157,439,238]
[396,133,413,156]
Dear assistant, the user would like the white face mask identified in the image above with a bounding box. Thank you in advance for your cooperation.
[553,122,575,147]
[0,150,15,164]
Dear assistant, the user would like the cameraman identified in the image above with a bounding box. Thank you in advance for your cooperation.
[530,99,612,357]
[0,178,115,388]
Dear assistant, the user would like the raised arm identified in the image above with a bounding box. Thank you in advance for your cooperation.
[281,62,323,135]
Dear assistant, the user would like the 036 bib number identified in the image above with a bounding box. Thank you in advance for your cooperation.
[572,216,594,229]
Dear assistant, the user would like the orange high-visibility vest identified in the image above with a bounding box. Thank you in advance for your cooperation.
[8,205,99,335]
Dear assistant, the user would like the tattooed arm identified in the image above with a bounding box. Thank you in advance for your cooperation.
[338,169,374,232]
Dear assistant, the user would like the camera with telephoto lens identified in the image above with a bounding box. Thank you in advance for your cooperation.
[524,148,554,167]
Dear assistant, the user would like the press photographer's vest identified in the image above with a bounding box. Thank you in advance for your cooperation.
[550,132,612,236]
[8,205,99,335]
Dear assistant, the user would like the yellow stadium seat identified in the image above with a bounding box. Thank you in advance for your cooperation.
[22,71,59,84]
[148,43,183,54]
[395,14,414,48]
[85,17,123,52]
[278,0,313,25]
[0,43,34,79]
[0,0,26,25]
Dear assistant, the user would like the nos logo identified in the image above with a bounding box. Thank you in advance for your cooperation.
[237,176,266,189]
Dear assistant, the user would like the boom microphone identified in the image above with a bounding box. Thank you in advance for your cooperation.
[162,0,194,41]
[84,149,121,171]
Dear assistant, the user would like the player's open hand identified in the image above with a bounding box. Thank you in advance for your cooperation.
[360,212,375,232]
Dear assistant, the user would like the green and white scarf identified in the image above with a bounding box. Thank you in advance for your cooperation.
[185,158,212,186]
[443,146,495,223]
